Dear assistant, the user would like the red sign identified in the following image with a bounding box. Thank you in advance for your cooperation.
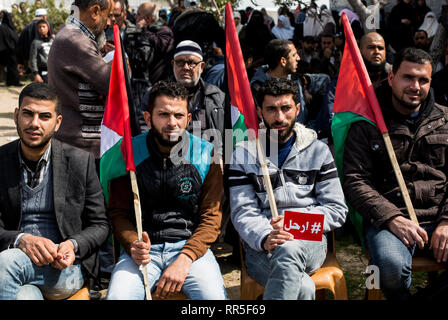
[283,211,325,242]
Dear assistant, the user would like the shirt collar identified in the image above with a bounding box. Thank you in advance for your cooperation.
[67,15,96,41]
[18,141,52,171]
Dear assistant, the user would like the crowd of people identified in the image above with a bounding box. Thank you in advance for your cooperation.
[0,0,447,301]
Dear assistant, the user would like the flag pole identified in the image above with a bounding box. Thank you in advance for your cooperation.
[224,2,278,219]
[382,133,419,225]
[256,138,279,219]
[129,171,152,300]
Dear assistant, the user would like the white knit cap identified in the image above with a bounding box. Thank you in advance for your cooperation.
[173,40,203,60]
[35,8,47,16]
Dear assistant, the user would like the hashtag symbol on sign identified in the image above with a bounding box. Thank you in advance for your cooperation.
[310,222,321,234]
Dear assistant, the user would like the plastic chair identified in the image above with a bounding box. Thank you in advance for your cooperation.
[239,231,348,300]
[365,255,448,300]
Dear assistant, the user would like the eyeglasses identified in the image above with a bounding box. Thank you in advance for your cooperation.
[173,59,202,69]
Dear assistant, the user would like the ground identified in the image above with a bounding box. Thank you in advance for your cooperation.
[0,82,430,300]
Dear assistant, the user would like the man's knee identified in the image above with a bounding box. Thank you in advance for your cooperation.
[373,254,411,290]
[271,241,307,265]
[297,274,316,300]
[0,249,29,273]
[16,284,44,300]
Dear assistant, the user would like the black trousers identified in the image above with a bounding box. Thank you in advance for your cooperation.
[0,49,21,85]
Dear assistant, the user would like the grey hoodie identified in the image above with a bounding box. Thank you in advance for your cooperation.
[229,123,348,251]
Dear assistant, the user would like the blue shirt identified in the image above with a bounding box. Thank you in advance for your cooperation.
[278,132,296,168]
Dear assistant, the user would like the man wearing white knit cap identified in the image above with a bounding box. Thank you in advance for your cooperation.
[170,40,225,140]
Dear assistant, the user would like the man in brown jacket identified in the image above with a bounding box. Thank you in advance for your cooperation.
[105,80,227,300]
[343,48,448,300]
[47,0,112,159]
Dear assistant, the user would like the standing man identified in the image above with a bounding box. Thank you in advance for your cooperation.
[125,2,174,105]
[47,0,113,160]
[105,80,227,299]
[251,38,308,125]
[342,48,448,300]
[230,78,347,300]
[0,83,110,300]
[107,0,137,39]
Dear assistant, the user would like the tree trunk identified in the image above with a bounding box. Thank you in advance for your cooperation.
[346,0,382,33]
[429,24,447,72]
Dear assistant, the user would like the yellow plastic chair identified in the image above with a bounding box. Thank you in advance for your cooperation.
[239,231,348,300]
[66,282,90,300]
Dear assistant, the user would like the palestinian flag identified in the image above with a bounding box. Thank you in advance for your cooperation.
[225,2,259,146]
[99,24,140,204]
[331,13,388,246]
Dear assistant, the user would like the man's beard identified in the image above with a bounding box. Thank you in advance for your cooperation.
[96,30,106,48]
[150,120,182,147]
[174,73,200,88]
[364,59,386,74]
[265,120,295,143]
[392,90,425,111]
[17,125,53,150]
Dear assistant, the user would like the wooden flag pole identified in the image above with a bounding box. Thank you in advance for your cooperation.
[256,138,279,219]
[129,170,152,300]
[382,132,419,225]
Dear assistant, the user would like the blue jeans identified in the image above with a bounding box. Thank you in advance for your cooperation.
[365,223,443,300]
[0,248,84,300]
[106,240,228,300]
[243,236,327,300]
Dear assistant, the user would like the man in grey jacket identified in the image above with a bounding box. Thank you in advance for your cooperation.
[229,78,347,300]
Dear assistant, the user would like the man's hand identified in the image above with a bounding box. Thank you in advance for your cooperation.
[263,215,294,252]
[323,48,333,59]
[429,220,448,263]
[387,215,428,249]
[51,240,76,270]
[154,253,192,299]
[103,42,115,54]
[18,234,59,266]
[401,18,411,25]
[33,74,43,83]
[130,232,151,266]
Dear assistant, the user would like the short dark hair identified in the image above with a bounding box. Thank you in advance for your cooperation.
[147,80,189,114]
[414,29,428,38]
[392,47,432,73]
[74,0,109,11]
[321,33,334,40]
[36,19,48,27]
[18,83,60,114]
[256,78,300,107]
[265,39,294,70]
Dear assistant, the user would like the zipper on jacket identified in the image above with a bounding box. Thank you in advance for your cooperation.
[279,168,290,208]
[162,158,167,202]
